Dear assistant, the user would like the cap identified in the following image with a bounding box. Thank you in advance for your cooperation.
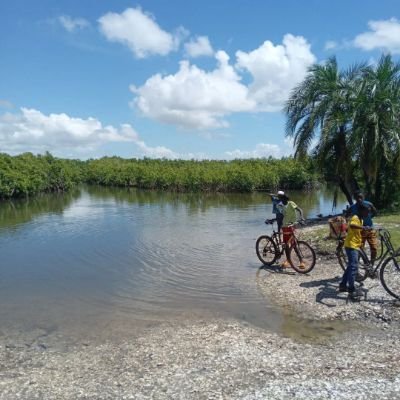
[277,190,285,196]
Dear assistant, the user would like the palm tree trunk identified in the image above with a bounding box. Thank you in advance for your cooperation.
[338,176,353,205]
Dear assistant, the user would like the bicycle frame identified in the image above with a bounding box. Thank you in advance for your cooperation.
[269,223,298,254]
[362,228,396,276]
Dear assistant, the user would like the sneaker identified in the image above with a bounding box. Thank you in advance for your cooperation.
[338,285,348,293]
[298,262,306,270]
[280,260,290,268]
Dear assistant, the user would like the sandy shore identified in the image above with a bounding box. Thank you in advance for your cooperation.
[1,230,400,399]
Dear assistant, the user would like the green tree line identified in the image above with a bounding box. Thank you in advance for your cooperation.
[0,153,319,199]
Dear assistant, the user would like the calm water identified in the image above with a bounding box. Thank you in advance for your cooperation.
[0,186,346,341]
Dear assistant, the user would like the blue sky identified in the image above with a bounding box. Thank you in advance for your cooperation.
[1,0,400,160]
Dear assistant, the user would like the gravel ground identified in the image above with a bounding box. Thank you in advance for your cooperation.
[1,319,400,400]
[1,229,400,399]
[257,231,400,326]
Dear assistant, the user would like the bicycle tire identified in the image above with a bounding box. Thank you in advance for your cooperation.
[355,249,370,282]
[375,238,384,261]
[362,238,384,262]
[256,235,278,266]
[288,240,316,273]
[380,256,400,300]
[336,242,347,271]
[336,243,369,282]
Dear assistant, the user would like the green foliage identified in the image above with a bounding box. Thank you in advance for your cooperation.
[0,152,84,199]
[0,153,321,199]
[84,156,320,193]
[285,54,400,208]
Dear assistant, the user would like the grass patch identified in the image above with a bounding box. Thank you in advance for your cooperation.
[375,214,400,249]
[299,225,338,257]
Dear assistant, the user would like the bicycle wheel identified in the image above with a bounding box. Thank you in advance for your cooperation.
[256,235,278,266]
[288,240,316,273]
[380,257,400,300]
[336,242,347,271]
[355,249,370,282]
[362,240,383,263]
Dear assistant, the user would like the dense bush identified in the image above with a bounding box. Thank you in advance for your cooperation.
[84,156,319,192]
[0,153,320,199]
[0,152,84,199]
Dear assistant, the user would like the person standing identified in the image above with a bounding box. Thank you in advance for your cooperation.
[277,195,305,269]
[340,203,371,300]
[346,192,378,264]
[269,190,285,233]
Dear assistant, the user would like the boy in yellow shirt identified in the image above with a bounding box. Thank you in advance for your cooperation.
[339,203,371,300]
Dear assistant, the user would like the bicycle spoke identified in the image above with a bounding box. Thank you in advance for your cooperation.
[256,235,278,266]
[288,240,316,273]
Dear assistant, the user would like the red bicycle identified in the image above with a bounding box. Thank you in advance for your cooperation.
[256,219,316,273]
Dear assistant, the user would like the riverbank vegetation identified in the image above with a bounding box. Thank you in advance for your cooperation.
[0,153,320,199]
[0,152,83,199]
[84,156,319,192]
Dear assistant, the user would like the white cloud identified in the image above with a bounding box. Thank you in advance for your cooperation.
[354,18,400,54]
[130,34,316,130]
[59,15,90,32]
[0,108,178,159]
[184,36,214,58]
[135,140,178,159]
[235,34,316,112]
[131,51,255,129]
[324,40,338,50]
[225,142,292,159]
[98,7,183,58]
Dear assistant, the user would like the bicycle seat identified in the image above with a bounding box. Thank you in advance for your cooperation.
[264,219,275,225]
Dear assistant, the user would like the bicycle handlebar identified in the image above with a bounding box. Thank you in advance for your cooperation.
[264,218,306,226]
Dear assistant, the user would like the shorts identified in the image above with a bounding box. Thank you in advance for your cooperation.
[282,225,295,244]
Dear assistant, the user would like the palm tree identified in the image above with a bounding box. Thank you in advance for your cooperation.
[284,57,363,205]
[351,55,400,207]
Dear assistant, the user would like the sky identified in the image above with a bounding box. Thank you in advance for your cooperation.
[1,0,400,160]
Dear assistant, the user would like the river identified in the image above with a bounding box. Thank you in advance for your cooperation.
[0,186,346,341]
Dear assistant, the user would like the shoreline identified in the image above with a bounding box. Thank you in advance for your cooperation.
[1,226,400,399]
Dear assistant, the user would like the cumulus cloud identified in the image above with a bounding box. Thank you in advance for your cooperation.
[235,34,316,111]
[130,34,316,130]
[58,15,90,32]
[354,18,400,54]
[184,36,214,58]
[225,142,292,159]
[0,108,177,159]
[131,51,255,129]
[98,7,184,58]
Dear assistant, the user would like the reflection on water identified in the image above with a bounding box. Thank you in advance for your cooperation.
[0,186,346,341]
[0,190,80,232]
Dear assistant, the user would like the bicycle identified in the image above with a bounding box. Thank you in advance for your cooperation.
[333,218,384,265]
[336,227,400,300]
[255,219,316,273]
